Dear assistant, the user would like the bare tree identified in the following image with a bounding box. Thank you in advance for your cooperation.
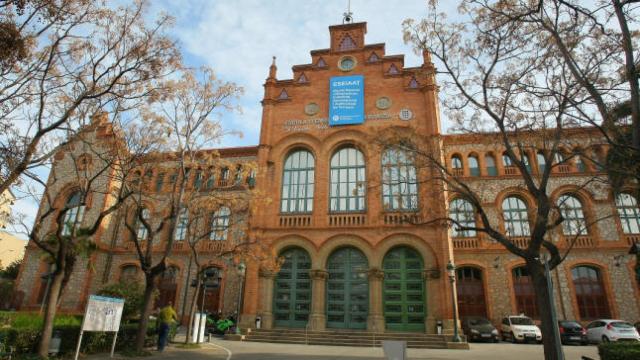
[121,67,243,351]
[19,113,160,358]
[400,2,627,358]
[0,0,180,196]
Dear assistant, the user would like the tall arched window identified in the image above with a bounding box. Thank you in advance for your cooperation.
[523,154,532,173]
[330,147,366,212]
[502,196,530,237]
[502,152,513,167]
[174,208,188,241]
[281,150,315,213]
[451,155,463,170]
[558,195,587,236]
[468,156,480,177]
[615,193,640,234]
[512,266,539,319]
[536,152,547,173]
[456,267,487,318]
[382,147,418,211]
[210,207,231,241]
[572,266,611,320]
[61,191,85,236]
[135,208,151,240]
[485,155,497,176]
[449,199,476,237]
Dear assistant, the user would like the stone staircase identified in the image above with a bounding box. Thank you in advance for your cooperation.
[242,328,467,349]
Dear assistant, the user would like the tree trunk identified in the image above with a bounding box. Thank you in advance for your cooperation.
[185,276,201,344]
[527,260,562,360]
[135,274,157,352]
[37,271,64,358]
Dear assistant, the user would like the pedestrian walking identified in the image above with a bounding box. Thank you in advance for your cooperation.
[157,302,178,352]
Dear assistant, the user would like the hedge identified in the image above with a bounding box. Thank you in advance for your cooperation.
[0,320,175,355]
[598,342,640,360]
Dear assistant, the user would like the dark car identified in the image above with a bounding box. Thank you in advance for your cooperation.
[462,316,499,342]
[558,320,588,345]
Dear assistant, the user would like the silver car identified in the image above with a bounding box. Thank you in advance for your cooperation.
[585,319,640,343]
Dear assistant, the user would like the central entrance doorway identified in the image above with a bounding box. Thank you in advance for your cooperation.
[273,247,311,328]
[326,247,368,329]
[383,246,425,332]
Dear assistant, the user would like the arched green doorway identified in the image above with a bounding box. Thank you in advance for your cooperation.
[383,246,425,332]
[326,247,369,329]
[273,247,311,328]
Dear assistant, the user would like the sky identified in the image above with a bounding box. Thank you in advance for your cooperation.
[9,0,457,239]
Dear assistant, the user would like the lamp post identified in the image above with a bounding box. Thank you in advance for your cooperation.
[446,260,461,343]
[235,262,246,335]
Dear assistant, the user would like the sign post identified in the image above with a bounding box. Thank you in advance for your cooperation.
[74,295,125,360]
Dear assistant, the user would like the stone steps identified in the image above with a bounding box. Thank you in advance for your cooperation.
[242,328,458,349]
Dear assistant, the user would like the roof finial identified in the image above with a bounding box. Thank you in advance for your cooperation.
[268,56,277,80]
[343,0,353,24]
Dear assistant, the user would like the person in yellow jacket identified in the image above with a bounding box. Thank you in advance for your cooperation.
[157,302,178,351]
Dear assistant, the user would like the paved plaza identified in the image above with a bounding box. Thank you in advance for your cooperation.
[88,340,600,360]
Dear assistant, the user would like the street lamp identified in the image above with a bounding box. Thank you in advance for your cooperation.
[235,262,246,335]
[446,260,461,343]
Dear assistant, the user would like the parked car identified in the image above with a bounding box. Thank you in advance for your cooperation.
[461,316,499,342]
[635,321,640,334]
[500,315,542,343]
[558,320,588,345]
[585,319,640,343]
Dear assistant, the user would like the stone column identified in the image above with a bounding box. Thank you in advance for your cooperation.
[309,269,328,331]
[367,268,385,332]
[423,267,442,334]
[258,269,277,329]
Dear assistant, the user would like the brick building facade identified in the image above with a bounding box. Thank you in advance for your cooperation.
[15,21,640,335]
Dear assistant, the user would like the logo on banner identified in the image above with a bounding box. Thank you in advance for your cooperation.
[329,75,364,126]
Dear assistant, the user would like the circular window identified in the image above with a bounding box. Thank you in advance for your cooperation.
[338,56,356,71]
[304,103,319,116]
[376,97,392,110]
[399,108,413,121]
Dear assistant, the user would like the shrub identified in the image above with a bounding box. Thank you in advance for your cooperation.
[599,342,640,360]
[97,283,144,322]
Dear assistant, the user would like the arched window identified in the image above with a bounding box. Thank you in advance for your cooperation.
[575,154,586,172]
[281,150,314,213]
[210,207,231,241]
[330,147,366,212]
[61,191,85,236]
[468,156,480,177]
[135,208,151,240]
[572,266,611,320]
[558,195,587,236]
[174,208,188,241]
[502,196,530,237]
[512,266,539,319]
[536,152,547,173]
[502,152,513,167]
[485,155,497,176]
[523,154,532,173]
[449,199,476,237]
[382,147,418,211]
[451,155,463,170]
[120,265,138,283]
[554,152,565,164]
[456,267,487,318]
[615,193,640,234]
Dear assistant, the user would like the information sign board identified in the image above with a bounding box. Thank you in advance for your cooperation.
[329,75,364,126]
[82,295,124,332]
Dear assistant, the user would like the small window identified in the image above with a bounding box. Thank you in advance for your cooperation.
[155,173,165,192]
[536,153,546,174]
[616,193,640,234]
[210,207,231,241]
[206,172,215,190]
[194,170,203,190]
[502,153,513,167]
[174,209,188,241]
[135,208,151,241]
[451,156,463,169]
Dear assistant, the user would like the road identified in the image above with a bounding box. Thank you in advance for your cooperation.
[95,340,599,360]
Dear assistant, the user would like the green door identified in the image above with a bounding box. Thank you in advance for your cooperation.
[273,248,311,328]
[383,247,425,332]
[326,247,369,329]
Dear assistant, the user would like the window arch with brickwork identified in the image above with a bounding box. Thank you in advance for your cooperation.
[281,150,315,213]
[330,147,366,212]
[558,195,588,236]
[382,147,418,211]
[512,266,539,319]
[571,265,611,320]
[615,193,640,234]
[502,196,530,237]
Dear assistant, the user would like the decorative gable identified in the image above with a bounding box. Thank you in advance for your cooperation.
[339,34,357,51]
[316,57,327,68]
[297,73,308,83]
[408,76,419,89]
[278,89,289,100]
[387,63,400,75]
[367,52,380,62]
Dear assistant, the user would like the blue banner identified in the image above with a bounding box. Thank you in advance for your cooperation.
[329,75,364,126]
